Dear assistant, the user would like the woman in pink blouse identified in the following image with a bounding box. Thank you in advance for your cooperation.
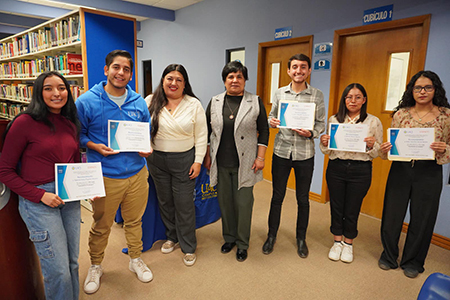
[378,71,450,279]
[320,83,382,263]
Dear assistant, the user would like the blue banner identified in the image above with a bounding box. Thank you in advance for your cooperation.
[329,124,339,149]
[109,121,119,150]
[279,102,289,127]
[194,166,221,228]
[389,129,400,155]
[56,165,68,200]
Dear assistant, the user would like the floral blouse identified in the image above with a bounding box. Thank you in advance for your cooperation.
[379,107,450,165]
[320,113,383,161]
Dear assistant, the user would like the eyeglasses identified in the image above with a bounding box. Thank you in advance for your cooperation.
[413,85,434,93]
[345,95,364,102]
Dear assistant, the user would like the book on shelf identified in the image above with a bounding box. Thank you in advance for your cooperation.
[67,53,82,75]
[0,102,26,119]
[0,14,80,59]
[0,53,82,79]
[1,82,82,102]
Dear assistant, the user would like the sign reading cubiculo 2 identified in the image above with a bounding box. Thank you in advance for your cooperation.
[274,26,293,40]
[363,4,393,25]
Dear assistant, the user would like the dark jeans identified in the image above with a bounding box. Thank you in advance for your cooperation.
[147,148,197,254]
[268,154,314,240]
[380,160,442,273]
[326,159,372,239]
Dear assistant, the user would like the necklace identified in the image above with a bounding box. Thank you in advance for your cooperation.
[225,97,240,120]
[414,106,434,122]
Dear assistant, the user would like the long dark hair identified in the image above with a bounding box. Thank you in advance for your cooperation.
[3,71,81,140]
[148,64,198,141]
[394,70,449,115]
[334,83,368,123]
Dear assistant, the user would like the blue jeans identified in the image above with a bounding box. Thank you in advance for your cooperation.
[18,182,80,300]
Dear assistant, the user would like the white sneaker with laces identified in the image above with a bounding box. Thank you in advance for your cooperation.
[161,240,178,254]
[84,265,103,294]
[183,253,196,266]
[328,242,343,261]
[129,257,153,282]
[341,243,354,263]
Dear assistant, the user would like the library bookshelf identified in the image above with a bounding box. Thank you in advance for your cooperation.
[0,7,138,121]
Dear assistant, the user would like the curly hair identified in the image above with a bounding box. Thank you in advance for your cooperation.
[394,70,449,115]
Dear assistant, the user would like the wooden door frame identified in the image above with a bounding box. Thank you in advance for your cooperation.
[320,15,431,204]
[256,35,313,104]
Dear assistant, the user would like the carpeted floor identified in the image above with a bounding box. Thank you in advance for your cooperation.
[78,179,450,300]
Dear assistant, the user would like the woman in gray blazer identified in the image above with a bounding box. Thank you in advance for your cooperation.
[204,61,269,262]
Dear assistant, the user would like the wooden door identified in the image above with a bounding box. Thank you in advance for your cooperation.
[322,15,431,218]
[256,36,314,195]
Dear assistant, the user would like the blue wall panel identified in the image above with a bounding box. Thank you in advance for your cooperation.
[84,12,135,89]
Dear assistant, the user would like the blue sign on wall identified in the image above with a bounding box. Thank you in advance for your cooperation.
[274,26,292,40]
[314,43,332,56]
[363,5,393,25]
[313,59,331,71]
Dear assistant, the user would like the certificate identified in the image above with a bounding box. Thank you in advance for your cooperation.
[55,162,106,202]
[328,123,369,153]
[388,128,435,161]
[108,120,151,152]
[278,101,316,130]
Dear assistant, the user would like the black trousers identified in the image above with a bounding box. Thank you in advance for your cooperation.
[147,148,197,254]
[268,154,314,240]
[325,159,372,239]
[380,160,442,273]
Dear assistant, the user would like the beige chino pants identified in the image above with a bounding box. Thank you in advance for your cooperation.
[88,166,149,264]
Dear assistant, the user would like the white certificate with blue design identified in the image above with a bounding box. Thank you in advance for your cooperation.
[328,123,368,153]
[55,162,105,202]
[278,101,315,130]
[388,128,435,161]
[108,120,151,152]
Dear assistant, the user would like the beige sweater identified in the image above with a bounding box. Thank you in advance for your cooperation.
[146,94,207,163]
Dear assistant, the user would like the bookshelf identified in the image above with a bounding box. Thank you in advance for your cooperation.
[0,8,138,121]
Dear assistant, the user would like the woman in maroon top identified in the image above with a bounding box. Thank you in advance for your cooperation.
[0,71,81,299]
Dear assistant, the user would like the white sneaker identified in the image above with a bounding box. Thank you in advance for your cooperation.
[341,243,353,263]
[161,240,178,254]
[129,257,153,283]
[84,265,103,294]
[183,253,196,266]
[328,242,343,261]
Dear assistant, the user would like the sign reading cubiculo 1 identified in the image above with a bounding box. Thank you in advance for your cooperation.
[274,26,293,40]
[363,4,393,25]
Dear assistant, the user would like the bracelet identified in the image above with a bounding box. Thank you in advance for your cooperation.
[256,156,265,161]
